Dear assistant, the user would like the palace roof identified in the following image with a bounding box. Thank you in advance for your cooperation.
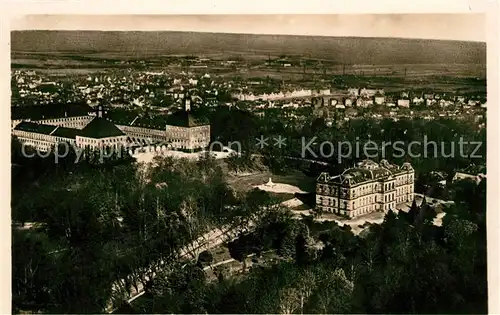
[108,109,209,130]
[79,117,125,139]
[14,121,56,135]
[317,159,413,187]
[51,127,81,139]
[14,117,125,140]
[166,110,208,128]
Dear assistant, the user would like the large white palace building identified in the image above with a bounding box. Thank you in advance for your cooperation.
[112,97,210,151]
[11,96,211,152]
[316,159,415,218]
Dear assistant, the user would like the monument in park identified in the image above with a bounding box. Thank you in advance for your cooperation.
[265,177,275,187]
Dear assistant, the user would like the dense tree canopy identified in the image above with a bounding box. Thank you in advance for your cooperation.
[131,178,486,314]
[12,149,242,313]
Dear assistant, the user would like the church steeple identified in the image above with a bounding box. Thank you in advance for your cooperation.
[184,92,191,112]
[95,105,107,118]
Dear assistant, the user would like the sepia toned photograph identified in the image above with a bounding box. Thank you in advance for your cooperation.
[10,14,488,314]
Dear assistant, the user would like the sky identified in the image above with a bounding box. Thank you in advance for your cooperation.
[11,14,486,42]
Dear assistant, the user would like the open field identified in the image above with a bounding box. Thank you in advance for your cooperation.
[12,50,486,78]
[11,31,486,89]
[11,50,486,94]
[11,31,486,64]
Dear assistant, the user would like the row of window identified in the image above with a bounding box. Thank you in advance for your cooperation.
[126,135,205,147]
[318,199,415,218]
[14,131,50,141]
[171,139,189,143]
[18,139,51,152]
[127,134,166,142]
[318,181,414,199]
[317,205,378,217]
[396,185,413,196]
[15,131,77,145]
[124,129,209,142]
[352,183,383,197]
[79,137,124,145]
[168,132,196,138]
[320,182,414,194]
[396,174,414,185]
[79,144,122,150]
[385,193,398,203]
[318,197,349,209]
[54,137,76,144]
[39,116,88,124]
[351,205,377,216]
[317,206,348,216]
[357,196,375,207]
[119,126,210,144]
[384,203,396,211]
[319,192,413,211]
[121,126,165,134]
[396,195,413,204]
[384,182,396,191]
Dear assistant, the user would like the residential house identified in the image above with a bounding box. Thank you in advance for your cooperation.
[356,97,372,108]
[397,99,410,108]
[412,97,424,105]
[374,92,385,105]
[426,99,437,106]
[468,99,480,106]
[453,172,486,184]
[348,88,359,97]
[452,164,486,184]
[424,93,435,100]
[360,88,381,98]
[439,99,454,107]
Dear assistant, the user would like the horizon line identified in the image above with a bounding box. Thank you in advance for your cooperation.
[10,29,487,44]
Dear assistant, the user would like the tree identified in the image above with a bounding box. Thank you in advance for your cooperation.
[405,198,419,225]
[305,268,354,314]
[418,196,437,225]
[197,250,214,268]
[294,234,309,266]
[12,230,55,311]
[295,269,317,314]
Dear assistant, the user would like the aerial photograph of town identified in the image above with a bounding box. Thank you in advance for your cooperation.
[11,14,487,314]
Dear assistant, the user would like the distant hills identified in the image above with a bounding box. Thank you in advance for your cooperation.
[11,30,486,65]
